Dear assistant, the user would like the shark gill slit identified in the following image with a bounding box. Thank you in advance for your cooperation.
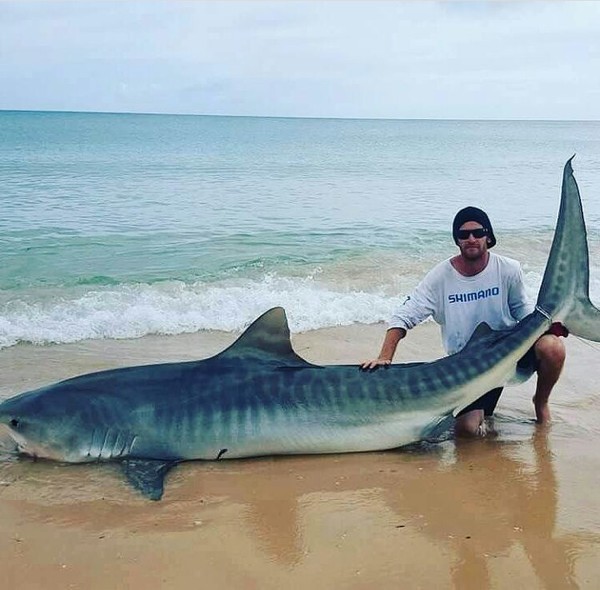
[86,429,98,459]
[112,431,126,458]
[128,435,138,455]
[99,428,111,459]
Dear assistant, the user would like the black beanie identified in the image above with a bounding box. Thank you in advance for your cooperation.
[452,206,496,248]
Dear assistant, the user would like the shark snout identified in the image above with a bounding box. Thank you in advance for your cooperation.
[0,405,42,455]
[0,420,24,454]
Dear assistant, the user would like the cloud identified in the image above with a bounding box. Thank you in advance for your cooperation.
[1,1,599,119]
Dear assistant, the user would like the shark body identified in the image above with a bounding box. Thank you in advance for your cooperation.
[1,158,599,500]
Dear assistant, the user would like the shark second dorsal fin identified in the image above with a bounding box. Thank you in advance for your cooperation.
[217,307,311,364]
[461,322,505,350]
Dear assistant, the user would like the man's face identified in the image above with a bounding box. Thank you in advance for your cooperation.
[457,221,489,260]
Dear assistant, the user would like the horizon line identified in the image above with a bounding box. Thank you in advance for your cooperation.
[1,108,599,124]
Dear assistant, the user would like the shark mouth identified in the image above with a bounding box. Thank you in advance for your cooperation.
[0,423,49,459]
[0,423,24,456]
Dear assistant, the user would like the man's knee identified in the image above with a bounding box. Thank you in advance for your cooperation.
[535,334,566,369]
[455,409,485,437]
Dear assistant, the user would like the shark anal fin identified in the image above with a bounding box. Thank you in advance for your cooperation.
[122,459,176,501]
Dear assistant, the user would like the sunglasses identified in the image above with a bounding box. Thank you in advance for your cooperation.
[457,228,488,240]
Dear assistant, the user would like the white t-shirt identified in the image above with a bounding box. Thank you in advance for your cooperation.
[389,253,534,355]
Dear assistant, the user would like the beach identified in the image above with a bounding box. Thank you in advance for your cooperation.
[2,323,599,589]
[3,112,600,587]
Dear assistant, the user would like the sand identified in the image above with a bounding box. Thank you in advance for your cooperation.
[1,323,600,589]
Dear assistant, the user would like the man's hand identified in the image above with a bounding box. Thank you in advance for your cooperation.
[360,359,392,371]
[360,328,405,371]
[547,322,569,338]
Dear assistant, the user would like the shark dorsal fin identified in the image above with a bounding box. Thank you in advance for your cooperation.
[217,307,311,364]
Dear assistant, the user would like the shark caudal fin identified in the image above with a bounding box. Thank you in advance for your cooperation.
[536,157,600,341]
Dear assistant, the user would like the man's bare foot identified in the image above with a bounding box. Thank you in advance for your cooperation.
[533,395,551,424]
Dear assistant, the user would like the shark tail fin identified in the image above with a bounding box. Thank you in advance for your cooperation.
[536,157,600,342]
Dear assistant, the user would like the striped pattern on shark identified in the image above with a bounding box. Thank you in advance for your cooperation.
[1,157,599,500]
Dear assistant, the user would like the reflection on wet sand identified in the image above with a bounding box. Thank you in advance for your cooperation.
[1,427,594,588]
[431,432,578,589]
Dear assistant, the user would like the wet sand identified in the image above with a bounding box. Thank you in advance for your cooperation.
[1,323,600,589]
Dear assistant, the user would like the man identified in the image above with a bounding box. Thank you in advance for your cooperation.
[361,207,567,436]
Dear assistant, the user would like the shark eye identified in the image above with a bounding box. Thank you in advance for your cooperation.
[10,418,20,428]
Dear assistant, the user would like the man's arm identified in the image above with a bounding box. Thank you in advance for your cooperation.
[508,262,535,320]
[360,263,441,370]
[360,327,407,370]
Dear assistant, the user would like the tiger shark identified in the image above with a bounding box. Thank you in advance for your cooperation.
[1,157,599,500]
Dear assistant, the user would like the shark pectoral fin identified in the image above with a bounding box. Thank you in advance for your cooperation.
[122,459,177,501]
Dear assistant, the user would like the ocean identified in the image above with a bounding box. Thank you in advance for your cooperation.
[2,110,600,349]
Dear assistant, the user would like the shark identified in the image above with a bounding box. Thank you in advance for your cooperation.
[1,157,599,500]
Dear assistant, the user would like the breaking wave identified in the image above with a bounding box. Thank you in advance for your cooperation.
[0,275,404,349]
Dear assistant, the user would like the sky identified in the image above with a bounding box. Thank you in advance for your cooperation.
[1,0,599,120]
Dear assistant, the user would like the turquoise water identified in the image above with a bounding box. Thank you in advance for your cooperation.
[2,111,600,347]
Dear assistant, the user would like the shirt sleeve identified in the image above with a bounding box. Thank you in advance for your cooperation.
[508,262,535,321]
[389,270,439,331]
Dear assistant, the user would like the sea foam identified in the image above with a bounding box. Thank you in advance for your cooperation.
[0,275,403,349]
